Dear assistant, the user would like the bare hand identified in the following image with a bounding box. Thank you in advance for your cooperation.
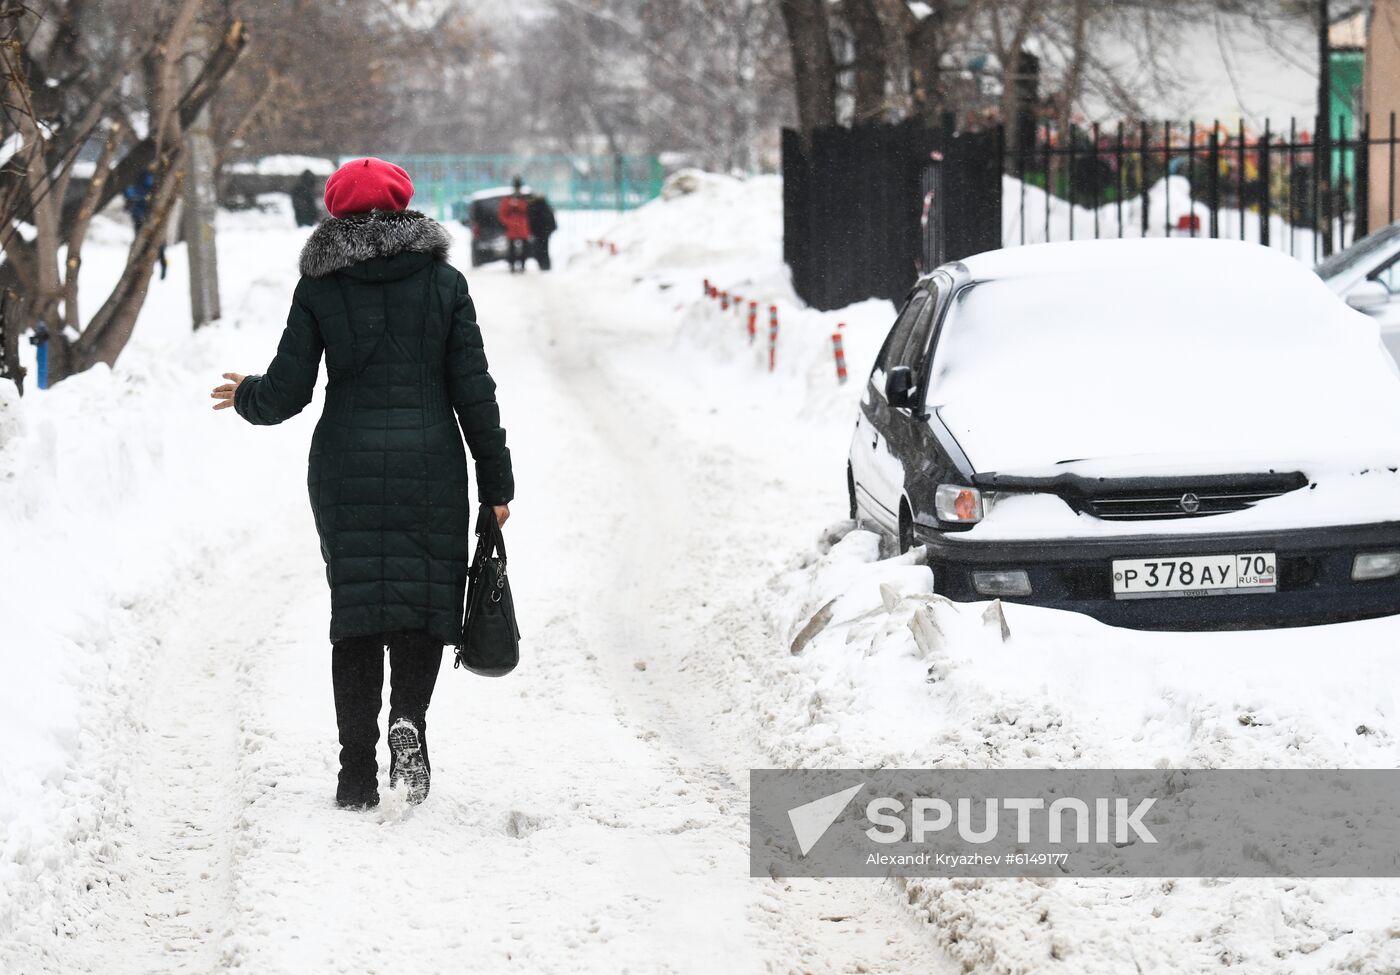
[211,372,246,411]
[493,504,510,528]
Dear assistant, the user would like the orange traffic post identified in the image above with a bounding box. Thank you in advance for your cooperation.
[747,301,757,342]
[831,331,849,384]
[768,305,779,373]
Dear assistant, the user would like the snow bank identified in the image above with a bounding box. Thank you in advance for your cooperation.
[574,171,885,423]
[0,213,317,946]
[1003,174,1335,261]
[743,523,1400,974]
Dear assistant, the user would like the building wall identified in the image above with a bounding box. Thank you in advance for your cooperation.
[1366,0,1400,230]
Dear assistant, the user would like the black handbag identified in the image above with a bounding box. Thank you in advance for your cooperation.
[454,504,520,677]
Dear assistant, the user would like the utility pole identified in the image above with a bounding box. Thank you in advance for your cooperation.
[1319,0,1334,256]
[181,22,221,329]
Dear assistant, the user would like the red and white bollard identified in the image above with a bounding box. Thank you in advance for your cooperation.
[721,291,730,311]
[703,278,711,299]
[767,305,779,372]
[831,329,849,384]
[747,301,757,343]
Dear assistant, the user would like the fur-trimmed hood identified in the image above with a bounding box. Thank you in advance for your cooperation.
[298,209,451,278]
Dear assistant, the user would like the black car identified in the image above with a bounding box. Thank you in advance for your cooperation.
[848,238,1400,630]
[463,189,515,267]
[462,187,550,268]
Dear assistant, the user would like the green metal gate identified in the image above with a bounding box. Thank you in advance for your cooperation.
[369,154,666,221]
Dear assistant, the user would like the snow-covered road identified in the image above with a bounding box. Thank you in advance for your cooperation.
[4,249,954,974]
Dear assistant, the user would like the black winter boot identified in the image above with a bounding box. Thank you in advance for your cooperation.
[388,717,430,804]
[386,631,442,805]
[332,638,385,809]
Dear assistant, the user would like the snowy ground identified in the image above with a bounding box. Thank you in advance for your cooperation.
[4,175,1400,973]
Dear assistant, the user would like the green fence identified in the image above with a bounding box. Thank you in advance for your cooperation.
[370,154,665,221]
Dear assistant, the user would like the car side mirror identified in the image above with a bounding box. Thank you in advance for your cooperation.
[885,366,915,408]
[1347,279,1391,312]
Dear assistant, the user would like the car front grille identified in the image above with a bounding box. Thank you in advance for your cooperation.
[1084,490,1289,521]
[1074,474,1308,521]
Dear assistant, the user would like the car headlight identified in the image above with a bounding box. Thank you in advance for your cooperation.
[935,484,983,524]
[1352,552,1400,581]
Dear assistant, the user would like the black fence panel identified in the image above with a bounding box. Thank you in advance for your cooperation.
[1004,116,1400,264]
[783,122,1003,311]
[940,128,1003,266]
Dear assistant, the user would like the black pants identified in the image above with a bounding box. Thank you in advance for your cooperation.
[535,233,552,271]
[507,237,528,272]
[331,629,443,799]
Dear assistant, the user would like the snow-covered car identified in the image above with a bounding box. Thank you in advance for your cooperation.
[1316,221,1400,362]
[848,238,1400,629]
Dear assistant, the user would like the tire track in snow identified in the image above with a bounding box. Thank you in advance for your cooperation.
[4,521,302,975]
[500,269,960,974]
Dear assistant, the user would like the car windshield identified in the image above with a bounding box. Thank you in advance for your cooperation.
[1315,222,1400,280]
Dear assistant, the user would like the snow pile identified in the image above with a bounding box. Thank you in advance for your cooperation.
[574,171,891,422]
[1003,174,1335,261]
[577,169,784,281]
[0,213,317,950]
[740,522,1400,973]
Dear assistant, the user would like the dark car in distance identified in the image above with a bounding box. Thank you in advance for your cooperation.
[462,186,552,268]
[848,239,1400,630]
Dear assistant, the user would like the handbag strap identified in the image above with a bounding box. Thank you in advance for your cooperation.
[474,503,507,561]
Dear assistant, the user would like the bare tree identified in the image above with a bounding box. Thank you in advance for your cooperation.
[211,0,488,160]
[780,0,839,136]
[0,1,246,388]
[842,0,890,123]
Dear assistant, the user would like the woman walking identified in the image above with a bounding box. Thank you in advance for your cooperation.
[210,158,514,810]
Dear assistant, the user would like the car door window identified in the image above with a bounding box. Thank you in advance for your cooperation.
[900,283,943,393]
[875,291,929,373]
[1372,255,1400,294]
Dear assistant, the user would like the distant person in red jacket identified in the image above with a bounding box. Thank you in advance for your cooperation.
[498,177,532,274]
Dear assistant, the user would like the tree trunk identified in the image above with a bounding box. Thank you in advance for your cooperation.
[1057,0,1090,142]
[907,10,945,127]
[779,0,837,137]
[0,290,26,396]
[844,0,888,124]
[182,21,221,329]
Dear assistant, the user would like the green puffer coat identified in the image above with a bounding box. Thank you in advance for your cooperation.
[235,209,513,646]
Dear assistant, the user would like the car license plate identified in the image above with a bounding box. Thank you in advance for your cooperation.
[1112,553,1277,599]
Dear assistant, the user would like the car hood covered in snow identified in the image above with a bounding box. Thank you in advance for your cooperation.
[930,239,1400,480]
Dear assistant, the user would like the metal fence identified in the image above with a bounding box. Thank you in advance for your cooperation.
[389,154,666,222]
[1005,115,1400,264]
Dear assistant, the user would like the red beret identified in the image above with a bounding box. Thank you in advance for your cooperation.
[323,157,414,218]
